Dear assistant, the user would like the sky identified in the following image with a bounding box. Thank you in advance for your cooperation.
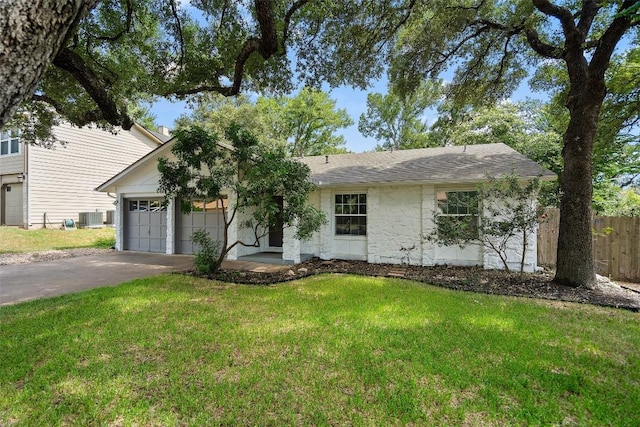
[151,77,546,153]
[151,80,388,153]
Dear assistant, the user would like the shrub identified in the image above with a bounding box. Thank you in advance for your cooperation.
[191,230,222,275]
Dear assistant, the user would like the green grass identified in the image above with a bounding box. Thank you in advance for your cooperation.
[0,226,115,253]
[1,274,639,425]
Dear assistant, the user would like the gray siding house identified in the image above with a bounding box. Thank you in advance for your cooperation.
[0,123,168,229]
[97,141,555,272]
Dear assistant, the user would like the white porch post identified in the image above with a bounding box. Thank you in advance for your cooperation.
[165,198,175,254]
[421,185,436,266]
[283,219,301,264]
[115,193,124,251]
[319,188,332,260]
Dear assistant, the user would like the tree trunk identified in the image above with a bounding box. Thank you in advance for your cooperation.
[554,96,600,289]
[0,0,99,127]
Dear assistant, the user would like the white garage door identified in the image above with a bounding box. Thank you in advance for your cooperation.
[3,183,23,226]
[124,199,167,252]
[177,199,225,254]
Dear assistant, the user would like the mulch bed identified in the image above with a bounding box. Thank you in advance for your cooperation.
[207,258,640,312]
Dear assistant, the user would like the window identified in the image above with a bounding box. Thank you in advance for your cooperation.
[0,129,20,156]
[129,199,167,212]
[335,193,366,236]
[436,191,479,239]
[187,196,227,212]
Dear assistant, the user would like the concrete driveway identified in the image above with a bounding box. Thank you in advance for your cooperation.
[0,252,291,306]
[0,252,195,306]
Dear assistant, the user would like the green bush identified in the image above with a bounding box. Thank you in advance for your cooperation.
[191,230,221,275]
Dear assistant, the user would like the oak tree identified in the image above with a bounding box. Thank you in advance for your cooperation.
[388,0,640,288]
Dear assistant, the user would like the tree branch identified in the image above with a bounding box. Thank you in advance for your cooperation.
[52,48,133,129]
[32,94,105,126]
[281,0,310,52]
[525,28,563,59]
[532,0,581,45]
[576,0,601,38]
[590,0,638,79]
[93,0,133,42]
[168,0,186,67]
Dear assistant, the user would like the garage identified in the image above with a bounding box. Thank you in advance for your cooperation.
[176,199,225,254]
[124,198,167,252]
[2,183,23,226]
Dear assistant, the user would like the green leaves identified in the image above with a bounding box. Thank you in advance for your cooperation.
[358,81,442,151]
[158,123,326,271]
[178,88,352,157]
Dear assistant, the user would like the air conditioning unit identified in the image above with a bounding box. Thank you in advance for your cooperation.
[106,210,115,225]
[78,211,104,228]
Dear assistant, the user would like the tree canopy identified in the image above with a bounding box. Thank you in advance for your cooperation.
[358,81,442,151]
[158,124,326,271]
[1,0,407,138]
[176,88,352,156]
[256,87,353,157]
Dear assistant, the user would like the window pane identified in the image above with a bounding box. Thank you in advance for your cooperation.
[335,205,343,214]
[359,194,366,203]
[10,139,19,154]
[129,200,138,211]
[360,205,366,215]
[191,200,205,211]
[335,195,342,204]
[1,130,9,140]
[336,216,350,235]
[139,200,149,211]
[0,140,7,155]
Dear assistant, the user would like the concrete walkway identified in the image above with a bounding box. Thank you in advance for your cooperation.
[0,252,287,306]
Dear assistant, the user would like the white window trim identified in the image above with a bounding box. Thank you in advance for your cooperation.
[436,189,480,239]
[0,129,20,157]
[334,192,367,236]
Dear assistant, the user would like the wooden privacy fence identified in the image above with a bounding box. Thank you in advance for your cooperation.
[537,208,640,282]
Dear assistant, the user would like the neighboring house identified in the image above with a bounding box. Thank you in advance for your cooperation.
[0,123,169,229]
[97,141,555,272]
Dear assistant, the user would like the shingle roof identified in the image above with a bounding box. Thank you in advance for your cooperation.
[299,143,556,186]
[147,129,172,143]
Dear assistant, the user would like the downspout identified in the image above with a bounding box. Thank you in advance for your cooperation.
[23,141,29,229]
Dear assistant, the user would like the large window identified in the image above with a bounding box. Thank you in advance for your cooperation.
[0,129,20,156]
[436,191,479,240]
[335,193,367,236]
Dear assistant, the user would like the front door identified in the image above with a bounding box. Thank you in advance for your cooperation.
[269,196,284,248]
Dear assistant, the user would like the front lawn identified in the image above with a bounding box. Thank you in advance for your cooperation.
[0,226,115,253]
[1,274,638,425]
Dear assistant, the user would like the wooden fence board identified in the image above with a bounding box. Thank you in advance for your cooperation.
[537,208,640,282]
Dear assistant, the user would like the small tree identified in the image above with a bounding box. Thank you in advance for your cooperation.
[158,124,326,272]
[424,174,544,274]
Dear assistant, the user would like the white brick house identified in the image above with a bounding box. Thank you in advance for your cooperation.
[97,142,555,272]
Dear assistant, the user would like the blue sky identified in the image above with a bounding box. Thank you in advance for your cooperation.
[151,80,388,153]
[152,77,545,153]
